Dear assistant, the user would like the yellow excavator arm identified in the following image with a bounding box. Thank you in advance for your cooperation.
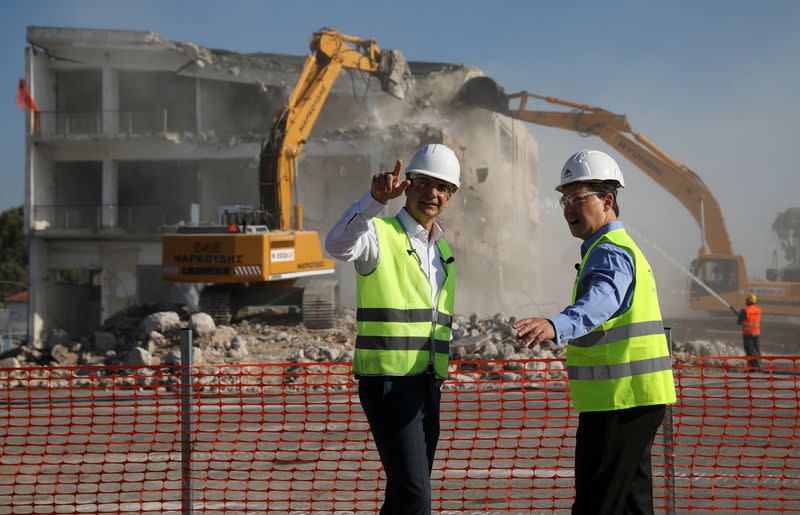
[507,90,732,256]
[259,29,410,231]
[457,77,732,256]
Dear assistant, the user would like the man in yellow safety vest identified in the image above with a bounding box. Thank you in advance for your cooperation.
[325,143,460,514]
[513,150,676,514]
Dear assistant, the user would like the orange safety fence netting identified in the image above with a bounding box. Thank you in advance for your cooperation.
[0,356,798,513]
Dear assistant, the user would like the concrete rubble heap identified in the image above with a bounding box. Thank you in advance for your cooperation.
[0,304,744,373]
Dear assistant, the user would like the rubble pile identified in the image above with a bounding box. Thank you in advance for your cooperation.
[0,307,549,369]
[0,306,354,370]
[672,339,743,357]
[451,313,563,361]
[0,304,745,373]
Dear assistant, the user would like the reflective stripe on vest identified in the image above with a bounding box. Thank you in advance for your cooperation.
[355,335,451,354]
[356,307,453,327]
[568,356,673,381]
[742,305,761,335]
[354,216,456,379]
[566,227,676,412]
[570,320,665,347]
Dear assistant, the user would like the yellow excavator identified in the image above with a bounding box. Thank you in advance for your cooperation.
[456,77,800,321]
[162,29,412,328]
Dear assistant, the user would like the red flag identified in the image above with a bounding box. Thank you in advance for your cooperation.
[16,79,38,112]
[15,82,25,110]
[17,79,41,134]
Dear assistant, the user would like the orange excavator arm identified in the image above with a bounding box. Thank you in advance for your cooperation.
[259,29,410,231]
[457,78,733,256]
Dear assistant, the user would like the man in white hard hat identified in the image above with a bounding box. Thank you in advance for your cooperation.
[325,143,460,514]
[513,150,676,514]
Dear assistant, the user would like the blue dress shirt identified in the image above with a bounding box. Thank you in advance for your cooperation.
[548,221,635,344]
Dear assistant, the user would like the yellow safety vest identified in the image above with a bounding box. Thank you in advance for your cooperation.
[354,216,456,379]
[567,227,676,412]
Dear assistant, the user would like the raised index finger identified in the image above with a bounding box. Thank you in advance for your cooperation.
[391,159,403,177]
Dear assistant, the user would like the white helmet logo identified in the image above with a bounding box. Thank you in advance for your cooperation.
[556,149,625,192]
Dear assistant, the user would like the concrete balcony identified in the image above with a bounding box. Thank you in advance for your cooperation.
[31,204,102,231]
[34,110,172,139]
[30,204,189,235]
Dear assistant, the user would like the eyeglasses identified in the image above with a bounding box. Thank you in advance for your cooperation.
[558,191,602,209]
[409,176,456,196]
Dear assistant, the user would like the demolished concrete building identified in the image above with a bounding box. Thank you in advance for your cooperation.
[23,26,541,340]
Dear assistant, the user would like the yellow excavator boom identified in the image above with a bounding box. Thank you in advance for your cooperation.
[260,29,409,231]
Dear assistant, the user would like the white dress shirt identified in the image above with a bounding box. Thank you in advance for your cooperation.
[324,191,447,305]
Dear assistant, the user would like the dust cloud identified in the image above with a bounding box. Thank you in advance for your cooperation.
[300,65,548,317]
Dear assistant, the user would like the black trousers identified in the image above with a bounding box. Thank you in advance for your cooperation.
[572,404,667,515]
[358,373,442,515]
[743,334,762,369]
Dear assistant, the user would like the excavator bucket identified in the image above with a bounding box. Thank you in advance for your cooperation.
[378,49,414,100]
[453,76,509,112]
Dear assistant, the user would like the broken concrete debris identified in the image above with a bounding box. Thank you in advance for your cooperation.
[0,304,743,376]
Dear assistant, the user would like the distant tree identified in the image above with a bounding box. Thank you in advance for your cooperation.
[0,206,28,283]
[772,207,800,266]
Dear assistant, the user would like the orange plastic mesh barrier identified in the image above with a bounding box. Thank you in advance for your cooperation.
[1,356,798,513]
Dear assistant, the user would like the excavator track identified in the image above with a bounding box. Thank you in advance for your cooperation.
[199,285,233,325]
[302,279,338,330]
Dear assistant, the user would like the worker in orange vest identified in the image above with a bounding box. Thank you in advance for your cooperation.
[737,294,762,369]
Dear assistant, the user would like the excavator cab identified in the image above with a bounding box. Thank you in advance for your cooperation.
[691,256,740,296]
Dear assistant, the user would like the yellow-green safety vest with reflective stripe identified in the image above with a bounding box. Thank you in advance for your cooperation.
[566,227,676,412]
[354,216,456,379]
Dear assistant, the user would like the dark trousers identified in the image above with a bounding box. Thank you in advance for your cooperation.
[743,334,762,369]
[358,373,442,515]
[572,404,667,515]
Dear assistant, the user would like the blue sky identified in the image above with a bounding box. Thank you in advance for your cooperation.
[2,1,799,311]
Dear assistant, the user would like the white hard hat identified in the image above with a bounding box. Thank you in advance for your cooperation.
[556,150,625,192]
[406,143,460,189]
